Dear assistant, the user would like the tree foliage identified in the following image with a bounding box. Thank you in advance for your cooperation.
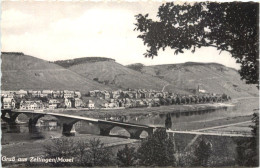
[236,112,259,167]
[137,128,176,166]
[165,113,172,130]
[84,138,114,166]
[134,2,259,85]
[117,144,137,166]
[193,138,212,166]
[43,137,114,167]
[43,138,82,166]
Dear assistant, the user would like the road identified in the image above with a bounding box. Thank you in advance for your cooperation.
[193,120,252,132]
[233,96,259,101]
[166,120,253,138]
[162,84,170,92]
[167,130,252,137]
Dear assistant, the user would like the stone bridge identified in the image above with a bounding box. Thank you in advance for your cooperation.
[1,109,155,139]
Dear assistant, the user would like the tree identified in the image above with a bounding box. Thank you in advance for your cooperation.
[85,138,114,166]
[43,138,80,166]
[236,113,259,167]
[193,138,212,166]
[134,2,259,86]
[137,128,176,166]
[43,137,114,167]
[165,113,172,130]
[117,144,137,166]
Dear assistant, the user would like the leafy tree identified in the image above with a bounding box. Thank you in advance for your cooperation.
[43,137,114,167]
[134,2,259,85]
[193,138,212,166]
[117,144,137,166]
[127,63,144,72]
[165,113,172,130]
[85,138,114,166]
[43,138,79,166]
[137,128,176,166]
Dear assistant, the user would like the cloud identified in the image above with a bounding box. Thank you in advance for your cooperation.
[2,9,34,29]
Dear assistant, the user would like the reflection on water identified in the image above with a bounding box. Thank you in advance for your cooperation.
[0,105,245,144]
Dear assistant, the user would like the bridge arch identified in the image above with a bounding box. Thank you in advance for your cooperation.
[110,126,131,138]
[139,130,149,138]
[1,111,45,126]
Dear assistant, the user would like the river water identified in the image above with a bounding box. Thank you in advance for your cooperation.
[1,100,257,145]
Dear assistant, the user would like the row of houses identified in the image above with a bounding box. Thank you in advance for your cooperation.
[102,98,161,108]
[1,90,81,99]
[89,89,171,100]
[101,93,230,109]
[1,97,95,110]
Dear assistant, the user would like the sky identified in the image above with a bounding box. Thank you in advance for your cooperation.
[1,1,240,69]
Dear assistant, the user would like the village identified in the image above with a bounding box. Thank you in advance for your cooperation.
[1,87,231,111]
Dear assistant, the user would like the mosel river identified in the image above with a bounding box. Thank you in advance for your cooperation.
[1,103,255,145]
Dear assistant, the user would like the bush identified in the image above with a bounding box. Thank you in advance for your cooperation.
[84,138,114,166]
[193,138,212,166]
[236,113,259,167]
[43,137,114,167]
[117,145,137,166]
[137,128,176,166]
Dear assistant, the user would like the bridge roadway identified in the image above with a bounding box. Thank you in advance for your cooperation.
[166,120,253,138]
[1,109,155,139]
[166,130,252,137]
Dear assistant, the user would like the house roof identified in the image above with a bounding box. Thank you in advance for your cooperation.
[3,98,14,102]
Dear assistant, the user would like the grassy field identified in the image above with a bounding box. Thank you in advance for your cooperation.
[1,134,139,158]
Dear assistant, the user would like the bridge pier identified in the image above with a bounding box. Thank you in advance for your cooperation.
[1,111,19,125]
[28,124,39,133]
[98,123,114,136]
[126,127,154,139]
[62,123,75,136]
[27,114,45,127]
[127,128,143,139]
[55,117,79,136]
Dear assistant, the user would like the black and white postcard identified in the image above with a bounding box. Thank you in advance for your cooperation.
[1,1,259,167]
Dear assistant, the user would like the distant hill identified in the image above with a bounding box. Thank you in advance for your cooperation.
[3,52,257,98]
[140,62,258,98]
[65,59,173,91]
[1,52,111,92]
[54,57,115,68]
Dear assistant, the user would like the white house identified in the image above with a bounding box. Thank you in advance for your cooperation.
[3,98,16,109]
[20,100,44,110]
[75,98,83,108]
[49,104,57,109]
[75,91,81,98]
[87,100,95,109]
[65,98,72,108]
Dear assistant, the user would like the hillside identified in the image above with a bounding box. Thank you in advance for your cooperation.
[138,62,258,98]
[1,52,111,92]
[4,52,257,98]
[65,59,173,91]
